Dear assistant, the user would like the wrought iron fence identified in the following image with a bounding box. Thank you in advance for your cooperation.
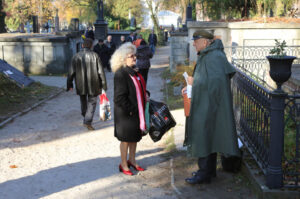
[283,95,300,188]
[232,69,271,173]
[229,46,300,189]
[225,46,300,84]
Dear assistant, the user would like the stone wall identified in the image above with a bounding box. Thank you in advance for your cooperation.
[169,32,188,72]
[0,32,83,75]
[187,21,300,63]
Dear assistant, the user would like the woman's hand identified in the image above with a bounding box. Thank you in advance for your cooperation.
[181,86,187,95]
[187,76,194,85]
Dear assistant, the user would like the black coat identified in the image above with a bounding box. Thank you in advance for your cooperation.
[114,66,146,142]
[136,45,153,69]
[148,33,157,46]
[67,48,107,96]
[104,41,116,56]
[94,43,109,68]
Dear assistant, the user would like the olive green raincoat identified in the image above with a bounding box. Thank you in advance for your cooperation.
[184,39,240,158]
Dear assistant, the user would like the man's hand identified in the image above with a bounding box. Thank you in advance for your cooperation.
[187,76,194,85]
[68,88,73,92]
[181,86,187,95]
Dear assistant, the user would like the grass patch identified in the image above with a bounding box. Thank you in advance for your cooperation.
[0,73,61,122]
[164,130,176,152]
[161,64,195,110]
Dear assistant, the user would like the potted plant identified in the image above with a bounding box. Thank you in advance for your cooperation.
[266,39,296,91]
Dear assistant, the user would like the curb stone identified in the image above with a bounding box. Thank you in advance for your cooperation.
[0,88,64,128]
[242,150,300,199]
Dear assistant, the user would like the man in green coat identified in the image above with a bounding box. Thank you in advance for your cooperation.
[182,30,240,184]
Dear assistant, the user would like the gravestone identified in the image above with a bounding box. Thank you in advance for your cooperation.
[32,16,39,33]
[69,18,79,31]
[0,60,34,87]
[130,17,136,29]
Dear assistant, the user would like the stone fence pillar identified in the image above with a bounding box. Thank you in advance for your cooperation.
[169,32,188,72]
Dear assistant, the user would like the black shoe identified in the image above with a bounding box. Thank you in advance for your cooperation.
[185,175,211,185]
[84,124,95,131]
[192,171,216,178]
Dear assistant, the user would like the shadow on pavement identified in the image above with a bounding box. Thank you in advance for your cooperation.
[0,148,165,199]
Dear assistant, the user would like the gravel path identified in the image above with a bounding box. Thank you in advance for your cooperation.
[0,46,180,199]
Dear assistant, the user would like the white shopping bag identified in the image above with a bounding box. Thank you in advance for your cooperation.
[99,91,111,121]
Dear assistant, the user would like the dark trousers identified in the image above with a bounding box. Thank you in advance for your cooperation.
[139,68,149,85]
[196,153,217,178]
[80,95,97,125]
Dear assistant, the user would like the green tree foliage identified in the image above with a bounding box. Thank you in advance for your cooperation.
[4,0,54,31]
[256,0,296,17]
[105,0,144,30]
[195,0,296,20]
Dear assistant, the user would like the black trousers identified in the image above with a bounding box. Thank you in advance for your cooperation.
[139,68,149,85]
[196,153,217,178]
[80,95,97,125]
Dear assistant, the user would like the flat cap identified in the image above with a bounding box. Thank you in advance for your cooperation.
[192,30,214,40]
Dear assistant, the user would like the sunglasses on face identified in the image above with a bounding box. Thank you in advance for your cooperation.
[127,54,136,59]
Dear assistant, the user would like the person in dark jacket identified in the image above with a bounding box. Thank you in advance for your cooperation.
[104,35,116,72]
[94,39,109,69]
[126,32,135,43]
[148,29,157,54]
[67,38,107,131]
[111,43,147,176]
[136,40,153,84]
[119,35,126,46]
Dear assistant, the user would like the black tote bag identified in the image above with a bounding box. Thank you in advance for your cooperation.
[148,100,176,142]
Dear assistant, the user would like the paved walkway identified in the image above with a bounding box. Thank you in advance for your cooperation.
[0,46,187,199]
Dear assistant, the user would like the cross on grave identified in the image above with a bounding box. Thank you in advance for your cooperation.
[25,22,32,33]
[48,20,53,33]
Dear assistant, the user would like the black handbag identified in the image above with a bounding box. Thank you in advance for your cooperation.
[148,100,176,142]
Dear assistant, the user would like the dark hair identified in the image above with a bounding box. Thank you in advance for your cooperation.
[140,40,147,45]
[98,39,104,43]
[85,30,94,40]
[82,38,93,48]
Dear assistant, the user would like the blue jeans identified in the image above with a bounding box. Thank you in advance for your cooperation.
[149,44,156,54]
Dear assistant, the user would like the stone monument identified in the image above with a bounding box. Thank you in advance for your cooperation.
[32,15,39,33]
[69,18,79,31]
[94,0,108,40]
[55,9,59,32]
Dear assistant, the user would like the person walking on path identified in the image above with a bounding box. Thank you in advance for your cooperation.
[136,40,153,85]
[104,35,116,72]
[111,43,147,176]
[126,32,136,43]
[148,29,157,55]
[182,30,240,184]
[94,39,110,70]
[119,35,126,46]
[67,38,107,131]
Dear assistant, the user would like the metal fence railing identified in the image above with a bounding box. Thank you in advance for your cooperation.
[228,46,300,189]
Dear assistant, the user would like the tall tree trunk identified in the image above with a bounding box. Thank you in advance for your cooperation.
[0,0,6,33]
[145,0,163,45]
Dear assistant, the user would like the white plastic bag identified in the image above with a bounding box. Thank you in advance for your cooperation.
[99,91,111,121]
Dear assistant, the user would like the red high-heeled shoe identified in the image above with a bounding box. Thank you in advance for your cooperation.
[119,164,133,176]
[127,160,145,171]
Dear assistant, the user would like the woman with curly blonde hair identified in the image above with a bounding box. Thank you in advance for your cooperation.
[111,42,147,176]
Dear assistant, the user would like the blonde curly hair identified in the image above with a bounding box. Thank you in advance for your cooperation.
[110,42,136,73]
